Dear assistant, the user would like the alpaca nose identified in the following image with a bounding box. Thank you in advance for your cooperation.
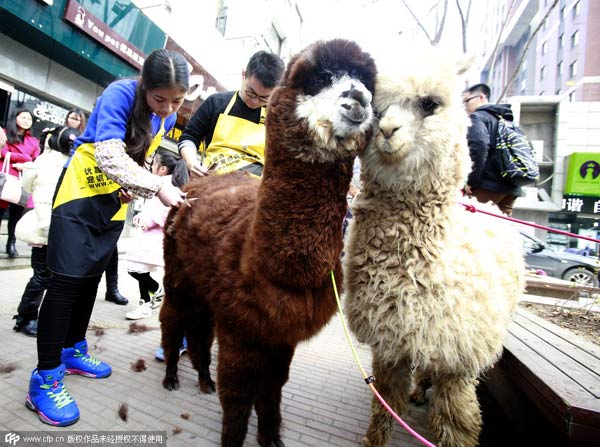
[340,87,369,123]
[379,124,399,139]
[342,86,368,107]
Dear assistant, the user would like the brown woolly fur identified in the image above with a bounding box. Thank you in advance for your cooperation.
[343,49,525,447]
[160,39,376,447]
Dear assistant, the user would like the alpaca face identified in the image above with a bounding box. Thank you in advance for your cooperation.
[362,56,473,191]
[284,39,377,163]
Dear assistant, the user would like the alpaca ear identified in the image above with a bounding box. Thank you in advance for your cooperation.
[456,54,477,76]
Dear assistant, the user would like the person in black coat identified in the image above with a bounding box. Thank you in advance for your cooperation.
[462,83,521,215]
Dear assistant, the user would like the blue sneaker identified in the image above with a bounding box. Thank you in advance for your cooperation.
[61,340,112,378]
[154,337,188,362]
[26,364,80,426]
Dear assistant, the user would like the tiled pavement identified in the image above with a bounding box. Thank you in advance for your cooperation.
[0,237,433,447]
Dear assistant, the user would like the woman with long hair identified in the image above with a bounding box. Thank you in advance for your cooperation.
[25,48,189,427]
[0,107,39,257]
[64,108,87,133]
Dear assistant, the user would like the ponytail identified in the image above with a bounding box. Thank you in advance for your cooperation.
[154,148,189,187]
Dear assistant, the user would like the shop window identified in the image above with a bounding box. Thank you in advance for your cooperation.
[571,30,579,48]
[215,0,228,36]
[573,1,581,19]
[570,60,578,78]
[8,88,72,138]
[264,23,283,55]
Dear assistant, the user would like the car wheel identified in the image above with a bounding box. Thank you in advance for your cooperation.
[562,268,599,288]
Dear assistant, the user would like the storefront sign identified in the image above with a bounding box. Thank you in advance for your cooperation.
[562,195,600,214]
[564,152,600,196]
[63,0,145,70]
[163,38,225,140]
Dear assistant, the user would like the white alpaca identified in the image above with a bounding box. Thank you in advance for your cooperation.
[343,52,525,447]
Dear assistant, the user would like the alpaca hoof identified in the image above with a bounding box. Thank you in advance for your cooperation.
[162,375,179,391]
[409,389,427,406]
[198,377,216,394]
[257,434,285,447]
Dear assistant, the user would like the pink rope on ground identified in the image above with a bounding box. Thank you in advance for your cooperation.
[368,384,437,447]
[460,202,600,244]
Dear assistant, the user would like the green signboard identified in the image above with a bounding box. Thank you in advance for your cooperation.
[564,152,600,196]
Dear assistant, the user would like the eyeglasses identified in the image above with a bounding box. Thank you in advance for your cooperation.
[462,95,479,105]
[244,86,270,103]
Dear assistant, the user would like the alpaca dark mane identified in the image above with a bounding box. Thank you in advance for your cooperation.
[160,39,376,447]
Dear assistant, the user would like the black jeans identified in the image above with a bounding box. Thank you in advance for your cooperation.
[17,246,52,321]
[128,271,159,303]
[37,273,102,370]
[0,203,25,243]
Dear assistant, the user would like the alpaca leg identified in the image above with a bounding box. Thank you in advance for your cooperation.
[186,306,216,394]
[158,278,192,390]
[429,375,482,447]
[255,345,294,447]
[217,336,261,447]
[363,356,411,447]
[409,372,432,406]
[159,305,185,390]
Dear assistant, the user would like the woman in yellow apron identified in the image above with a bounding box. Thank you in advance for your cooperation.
[25,49,188,427]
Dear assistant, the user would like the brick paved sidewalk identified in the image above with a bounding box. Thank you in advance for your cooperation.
[0,262,432,447]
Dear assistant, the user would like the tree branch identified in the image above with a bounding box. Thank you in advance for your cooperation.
[455,0,472,53]
[401,0,435,45]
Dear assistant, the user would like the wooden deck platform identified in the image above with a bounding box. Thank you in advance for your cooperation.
[486,307,600,446]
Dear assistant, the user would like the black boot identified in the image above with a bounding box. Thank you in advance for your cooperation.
[105,274,128,305]
[6,239,18,258]
[13,315,38,337]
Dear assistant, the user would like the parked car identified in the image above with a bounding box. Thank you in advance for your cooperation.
[520,231,600,287]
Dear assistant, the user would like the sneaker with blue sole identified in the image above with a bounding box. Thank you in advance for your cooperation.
[26,364,80,426]
[154,337,188,362]
[61,339,112,378]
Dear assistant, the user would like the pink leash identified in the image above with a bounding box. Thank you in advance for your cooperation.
[459,202,600,244]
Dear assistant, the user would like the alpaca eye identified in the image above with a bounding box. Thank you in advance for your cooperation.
[418,98,439,117]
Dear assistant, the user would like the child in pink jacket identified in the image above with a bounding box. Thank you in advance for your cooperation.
[123,148,188,320]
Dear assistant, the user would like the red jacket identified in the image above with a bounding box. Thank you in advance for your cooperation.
[1,129,40,208]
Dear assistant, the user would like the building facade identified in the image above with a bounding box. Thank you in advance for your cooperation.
[474,0,600,252]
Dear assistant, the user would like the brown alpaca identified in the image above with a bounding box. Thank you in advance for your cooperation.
[160,39,376,447]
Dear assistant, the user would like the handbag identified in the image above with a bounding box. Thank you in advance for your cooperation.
[0,152,30,206]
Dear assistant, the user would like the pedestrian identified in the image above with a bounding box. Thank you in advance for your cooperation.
[462,83,521,215]
[124,148,188,320]
[0,107,39,257]
[13,126,81,337]
[64,108,87,133]
[178,50,285,178]
[25,48,188,427]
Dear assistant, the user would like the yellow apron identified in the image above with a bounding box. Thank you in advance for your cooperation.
[202,93,266,175]
[48,122,165,277]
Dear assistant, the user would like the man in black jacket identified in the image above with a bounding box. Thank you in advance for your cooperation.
[462,83,521,215]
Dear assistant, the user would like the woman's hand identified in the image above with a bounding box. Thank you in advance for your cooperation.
[157,179,185,208]
[118,189,133,203]
[132,214,148,231]
[188,160,210,179]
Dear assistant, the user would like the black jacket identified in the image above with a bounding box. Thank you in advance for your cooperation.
[466,103,522,196]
